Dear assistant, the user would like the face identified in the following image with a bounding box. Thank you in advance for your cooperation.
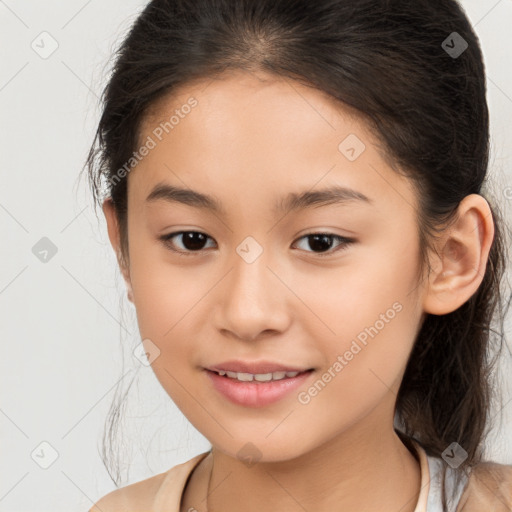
[107,70,428,462]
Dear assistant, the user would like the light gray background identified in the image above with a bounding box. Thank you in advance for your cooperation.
[1,1,511,511]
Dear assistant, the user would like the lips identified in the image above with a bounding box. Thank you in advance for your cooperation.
[206,359,314,374]
[205,366,315,407]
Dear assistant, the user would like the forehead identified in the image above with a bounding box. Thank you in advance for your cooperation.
[131,70,418,218]
[141,69,366,146]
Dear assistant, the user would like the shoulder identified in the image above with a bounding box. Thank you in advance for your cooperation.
[88,451,210,512]
[89,472,168,512]
[456,461,512,512]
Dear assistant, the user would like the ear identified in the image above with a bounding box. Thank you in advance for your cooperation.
[102,197,134,303]
[422,194,495,315]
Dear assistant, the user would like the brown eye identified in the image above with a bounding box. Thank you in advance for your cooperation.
[159,231,216,254]
[293,233,355,257]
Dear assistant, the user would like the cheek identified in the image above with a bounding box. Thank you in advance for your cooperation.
[301,239,419,338]
[128,248,208,408]
[298,296,418,432]
[300,240,421,396]
[127,226,200,329]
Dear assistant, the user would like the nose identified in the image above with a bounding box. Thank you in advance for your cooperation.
[213,249,291,342]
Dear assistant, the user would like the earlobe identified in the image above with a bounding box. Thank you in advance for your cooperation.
[422,194,494,316]
[102,197,133,303]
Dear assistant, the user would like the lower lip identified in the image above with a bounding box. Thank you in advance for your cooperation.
[205,369,314,408]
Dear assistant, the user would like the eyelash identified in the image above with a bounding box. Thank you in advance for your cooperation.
[158,231,355,258]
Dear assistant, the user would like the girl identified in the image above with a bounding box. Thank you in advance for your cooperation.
[85,0,512,510]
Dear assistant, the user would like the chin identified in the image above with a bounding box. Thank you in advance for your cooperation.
[212,436,314,466]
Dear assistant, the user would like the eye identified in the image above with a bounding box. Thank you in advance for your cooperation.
[159,231,355,257]
[292,233,355,257]
[159,231,216,255]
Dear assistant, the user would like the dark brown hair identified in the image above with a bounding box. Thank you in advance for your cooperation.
[83,1,511,509]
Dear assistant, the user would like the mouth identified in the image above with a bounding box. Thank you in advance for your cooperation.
[204,367,316,408]
[206,368,315,382]
[205,359,315,377]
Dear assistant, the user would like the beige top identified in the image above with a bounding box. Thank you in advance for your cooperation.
[91,439,512,511]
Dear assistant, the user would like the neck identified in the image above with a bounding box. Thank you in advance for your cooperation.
[191,425,421,512]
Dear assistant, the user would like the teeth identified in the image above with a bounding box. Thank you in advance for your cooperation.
[217,370,302,381]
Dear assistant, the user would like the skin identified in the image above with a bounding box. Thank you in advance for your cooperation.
[101,69,494,512]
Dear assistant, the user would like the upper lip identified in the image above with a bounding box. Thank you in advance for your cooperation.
[206,360,314,374]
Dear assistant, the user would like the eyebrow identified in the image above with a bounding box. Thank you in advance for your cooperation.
[145,182,372,215]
